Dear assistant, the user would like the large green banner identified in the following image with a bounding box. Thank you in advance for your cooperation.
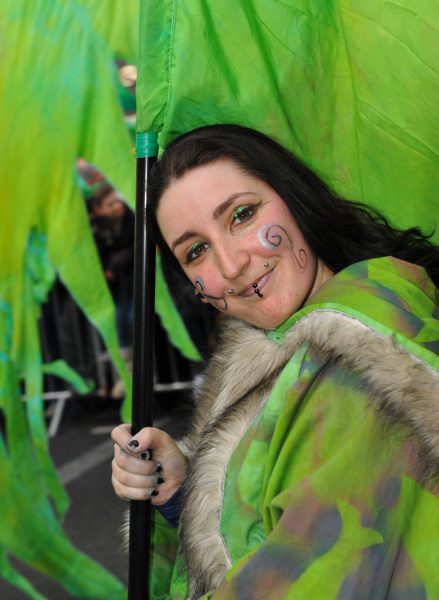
[137,0,439,239]
[0,0,138,596]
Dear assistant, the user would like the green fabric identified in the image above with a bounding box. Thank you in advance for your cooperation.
[150,514,180,600]
[271,257,439,369]
[0,1,198,593]
[220,258,439,598]
[155,254,202,363]
[153,257,439,598]
[76,0,139,63]
[0,299,126,600]
[76,0,139,114]
[42,360,94,395]
[0,0,136,596]
[137,0,439,241]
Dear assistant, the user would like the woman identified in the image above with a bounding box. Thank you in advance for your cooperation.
[112,125,439,599]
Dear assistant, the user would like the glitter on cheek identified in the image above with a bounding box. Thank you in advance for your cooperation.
[235,222,257,236]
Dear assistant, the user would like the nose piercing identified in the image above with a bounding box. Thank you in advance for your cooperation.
[264,262,269,268]
[227,289,234,296]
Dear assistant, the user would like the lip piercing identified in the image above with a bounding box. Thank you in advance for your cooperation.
[227,289,234,296]
[252,282,263,298]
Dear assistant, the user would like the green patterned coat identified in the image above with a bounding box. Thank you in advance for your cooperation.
[151,257,439,599]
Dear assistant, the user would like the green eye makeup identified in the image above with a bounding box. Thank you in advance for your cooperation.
[233,205,254,223]
[186,241,208,264]
[232,201,262,226]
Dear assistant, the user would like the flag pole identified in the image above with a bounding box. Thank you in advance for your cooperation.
[128,131,158,600]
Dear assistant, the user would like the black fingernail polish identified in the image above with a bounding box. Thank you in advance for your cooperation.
[150,488,159,497]
[155,463,162,473]
[127,439,139,449]
[157,476,165,485]
[140,451,150,460]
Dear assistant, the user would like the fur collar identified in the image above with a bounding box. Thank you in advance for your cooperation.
[181,311,439,598]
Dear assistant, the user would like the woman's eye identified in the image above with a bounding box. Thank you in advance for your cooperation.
[186,242,209,264]
[231,203,259,226]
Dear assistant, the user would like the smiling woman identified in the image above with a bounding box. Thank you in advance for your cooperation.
[112,125,439,599]
[156,159,332,329]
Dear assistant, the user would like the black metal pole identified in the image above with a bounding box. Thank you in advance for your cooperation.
[128,132,158,600]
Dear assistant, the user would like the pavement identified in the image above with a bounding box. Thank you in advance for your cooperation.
[0,391,191,599]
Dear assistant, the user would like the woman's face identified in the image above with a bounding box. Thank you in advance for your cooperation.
[157,160,332,329]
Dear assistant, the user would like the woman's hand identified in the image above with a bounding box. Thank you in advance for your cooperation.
[111,424,188,505]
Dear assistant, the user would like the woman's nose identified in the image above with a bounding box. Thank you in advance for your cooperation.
[215,242,249,281]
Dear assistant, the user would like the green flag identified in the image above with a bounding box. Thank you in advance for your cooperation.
[0,0,199,595]
[137,0,439,240]
[76,0,139,63]
[0,0,138,596]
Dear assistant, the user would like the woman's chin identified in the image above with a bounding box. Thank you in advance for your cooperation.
[239,307,291,331]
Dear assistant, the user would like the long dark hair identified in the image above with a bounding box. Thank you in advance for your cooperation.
[147,124,439,286]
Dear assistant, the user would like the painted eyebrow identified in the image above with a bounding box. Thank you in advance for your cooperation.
[171,192,257,252]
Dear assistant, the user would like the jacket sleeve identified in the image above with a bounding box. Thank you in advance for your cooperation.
[205,360,438,599]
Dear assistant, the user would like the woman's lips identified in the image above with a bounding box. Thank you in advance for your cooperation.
[238,268,274,297]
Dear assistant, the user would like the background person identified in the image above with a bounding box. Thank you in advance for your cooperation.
[112,125,439,599]
[88,182,135,397]
[88,183,135,348]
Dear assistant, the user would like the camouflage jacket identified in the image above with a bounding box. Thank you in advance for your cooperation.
[151,257,439,599]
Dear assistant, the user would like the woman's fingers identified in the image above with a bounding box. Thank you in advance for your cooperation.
[112,456,158,487]
[113,444,157,475]
[111,424,188,504]
[111,453,161,501]
[111,423,135,450]
[112,442,167,502]
[111,474,157,501]
[111,424,175,460]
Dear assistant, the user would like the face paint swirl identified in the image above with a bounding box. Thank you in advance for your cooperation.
[194,276,228,311]
[257,223,307,270]
[193,223,308,308]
